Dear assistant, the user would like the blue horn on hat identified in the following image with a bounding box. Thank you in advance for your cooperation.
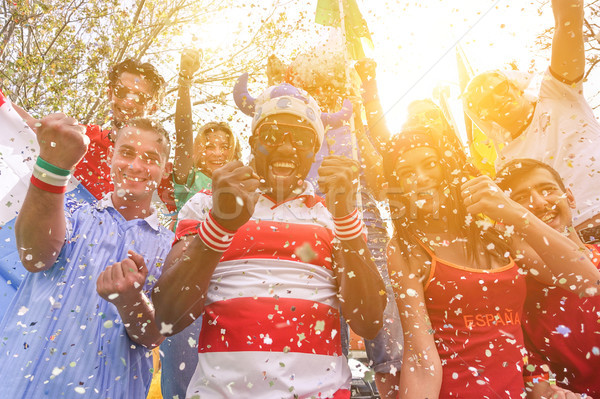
[233,73,256,116]
[320,99,353,128]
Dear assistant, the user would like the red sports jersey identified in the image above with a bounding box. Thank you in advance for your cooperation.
[72,124,113,199]
[522,244,600,396]
[424,251,527,398]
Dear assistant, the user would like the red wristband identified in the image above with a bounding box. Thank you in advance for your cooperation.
[197,212,237,252]
[333,209,364,240]
[30,175,68,194]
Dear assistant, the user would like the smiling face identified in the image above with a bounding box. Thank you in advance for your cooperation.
[392,146,446,217]
[108,72,155,126]
[465,72,533,138]
[110,126,169,204]
[197,130,233,176]
[251,113,317,201]
[507,167,575,232]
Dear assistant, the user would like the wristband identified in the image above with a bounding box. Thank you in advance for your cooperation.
[333,209,364,240]
[30,157,71,194]
[197,212,237,252]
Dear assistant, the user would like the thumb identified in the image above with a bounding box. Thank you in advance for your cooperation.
[128,250,148,276]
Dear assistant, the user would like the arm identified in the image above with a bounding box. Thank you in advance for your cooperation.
[173,49,201,185]
[527,381,589,399]
[96,251,165,348]
[550,0,585,82]
[318,155,386,339]
[355,58,391,154]
[353,110,387,198]
[15,114,88,272]
[152,161,260,335]
[388,240,442,398]
[462,175,600,296]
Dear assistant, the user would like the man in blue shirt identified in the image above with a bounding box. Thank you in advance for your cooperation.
[0,115,173,398]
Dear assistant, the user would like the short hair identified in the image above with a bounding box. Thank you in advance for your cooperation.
[119,118,171,158]
[496,158,567,193]
[108,58,165,100]
[193,122,240,168]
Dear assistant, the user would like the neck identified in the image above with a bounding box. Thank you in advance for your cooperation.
[509,101,536,140]
[110,192,153,221]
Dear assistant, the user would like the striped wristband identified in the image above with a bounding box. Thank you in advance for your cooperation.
[30,157,71,194]
[333,208,364,240]
[197,212,237,252]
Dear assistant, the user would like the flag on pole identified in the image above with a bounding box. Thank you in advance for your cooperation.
[315,0,373,60]
[456,45,498,177]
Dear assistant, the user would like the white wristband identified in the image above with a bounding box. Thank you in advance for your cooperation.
[333,209,364,240]
[197,213,236,252]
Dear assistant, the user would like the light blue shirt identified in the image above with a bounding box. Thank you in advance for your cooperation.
[0,194,173,398]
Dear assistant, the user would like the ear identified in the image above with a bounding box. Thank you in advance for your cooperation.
[163,160,173,179]
[148,102,158,116]
[107,145,114,164]
[565,188,576,210]
[106,85,113,102]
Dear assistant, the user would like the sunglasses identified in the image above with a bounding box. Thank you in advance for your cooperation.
[256,122,316,151]
[470,79,512,120]
[111,83,153,105]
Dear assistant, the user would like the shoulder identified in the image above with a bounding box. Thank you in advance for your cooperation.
[539,68,584,100]
[179,190,212,221]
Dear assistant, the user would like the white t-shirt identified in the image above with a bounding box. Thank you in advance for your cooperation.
[497,69,600,226]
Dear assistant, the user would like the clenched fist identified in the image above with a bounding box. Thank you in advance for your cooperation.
[180,48,202,79]
[36,113,88,170]
[211,160,260,231]
[318,155,360,217]
[97,251,148,307]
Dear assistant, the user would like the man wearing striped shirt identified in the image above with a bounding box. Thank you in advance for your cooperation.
[0,115,173,397]
[153,82,386,398]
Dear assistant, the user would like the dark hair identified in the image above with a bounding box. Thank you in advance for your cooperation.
[119,118,171,157]
[496,158,567,193]
[108,58,166,100]
[384,119,510,264]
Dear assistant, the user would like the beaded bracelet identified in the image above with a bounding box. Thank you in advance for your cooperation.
[30,157,71,194]
[197,212,237,252]
[333,208,364,241]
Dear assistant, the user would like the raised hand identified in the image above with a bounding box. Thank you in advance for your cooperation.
[354,58,377,83]
[180,48,202,79]
[211,160,260,231]
[36,113,88,170]
[97,250,148,307]
[461,175,523,224]
[318,155,360,217]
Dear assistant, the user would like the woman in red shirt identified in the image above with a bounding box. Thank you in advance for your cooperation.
[383,110,600,398]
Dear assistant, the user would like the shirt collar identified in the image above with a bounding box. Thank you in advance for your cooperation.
[95,192,161,231]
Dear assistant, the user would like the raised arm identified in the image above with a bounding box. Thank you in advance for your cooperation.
[355,58,391,154]
[352,109,387,198]
[152,161,260,335]
[174,49,202,185]
[318,155,386,339]
[462,175,600,296]
[388,240,442,398]
[550,0,585,82]
[15,114,88,272]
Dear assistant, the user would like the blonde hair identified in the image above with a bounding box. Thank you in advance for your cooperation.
[193,122,240,171]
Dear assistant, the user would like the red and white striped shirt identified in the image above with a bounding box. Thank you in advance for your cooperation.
[176,184,352,399]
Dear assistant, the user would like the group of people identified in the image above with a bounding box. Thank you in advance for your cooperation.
[0,0,599,398]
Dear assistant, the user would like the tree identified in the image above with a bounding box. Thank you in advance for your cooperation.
[0,0,298,125]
